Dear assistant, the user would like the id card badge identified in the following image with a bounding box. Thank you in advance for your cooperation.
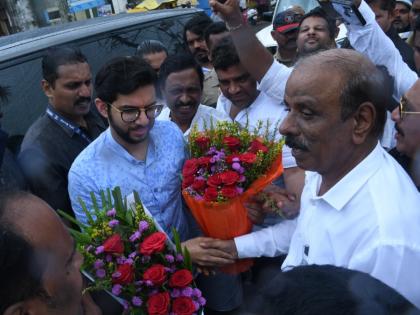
[318,0,366,26]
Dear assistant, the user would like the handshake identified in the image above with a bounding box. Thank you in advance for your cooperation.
[181,184,300,273]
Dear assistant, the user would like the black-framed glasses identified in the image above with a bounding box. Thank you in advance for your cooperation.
[107,103,163,123]
[399,97,420,120]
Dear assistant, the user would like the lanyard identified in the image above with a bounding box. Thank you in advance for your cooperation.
[46,106,92,144]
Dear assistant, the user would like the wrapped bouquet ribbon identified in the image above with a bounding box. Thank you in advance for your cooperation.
[182,121,284,274]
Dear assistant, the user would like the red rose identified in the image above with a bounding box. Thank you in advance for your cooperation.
[195,136,210,151]
[207,174,223,187]
[223,136,241,151]
[147,292,170,315]
[191,179,206,192]
[219,171,240,185]
[225,154,239,164]
[143,264,167,286]
[239,152,257,164]
[197,156,211,167]
[139,232,167,255]
[221,186,239,199]
[169,269,194,288]
[249,139,268,153]
[112,263,134,285]
[204,187,218,202]
[102,234,124,255]
[182,175,194,189]
[182,159,198,177]
[172,297,196,315]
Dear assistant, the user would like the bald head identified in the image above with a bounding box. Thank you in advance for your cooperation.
[291,49,387,137]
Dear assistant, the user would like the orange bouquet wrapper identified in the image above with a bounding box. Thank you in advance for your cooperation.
[182,155,283,274]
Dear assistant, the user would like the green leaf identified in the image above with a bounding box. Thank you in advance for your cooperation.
[78,197,94,225]
[57,209,87,230]
[183,246,192,270]
[172,228,182,254]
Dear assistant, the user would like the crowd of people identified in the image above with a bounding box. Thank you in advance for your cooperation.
[1,0,420,313]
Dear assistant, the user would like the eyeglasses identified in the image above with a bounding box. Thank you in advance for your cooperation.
[399,97,420,120]
[107,103,163,123]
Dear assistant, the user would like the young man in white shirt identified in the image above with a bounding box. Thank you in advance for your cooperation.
[203,47,420,308]
[157,54,229,141]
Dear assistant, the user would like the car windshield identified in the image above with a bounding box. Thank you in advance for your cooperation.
[274,0,318,16]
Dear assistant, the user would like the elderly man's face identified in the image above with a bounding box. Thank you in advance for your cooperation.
[279,65,355,174]
[391,80,420,158]
[9,195,84,314]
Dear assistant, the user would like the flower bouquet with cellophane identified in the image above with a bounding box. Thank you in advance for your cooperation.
[182,121,284,274]
[60,187,205,315]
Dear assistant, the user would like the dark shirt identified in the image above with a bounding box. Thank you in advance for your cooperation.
[0,148,27,192]
[386,26,416,72]
[18,109,106,215]
[389,148,420,191]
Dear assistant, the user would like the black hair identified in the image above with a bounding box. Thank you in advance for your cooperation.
[366,0,396,12]
[259,265,419,315]
[211,37,240,71]
[183,13,213,45]
[204,22,228,48]
[95,56,157,104]
[159,53,204,90]
[0,191,45,314]
[416,14,420,31]
[0,85,10,104]
[42,46,88,86]
[299,7,338,40]
[136,39,168,57]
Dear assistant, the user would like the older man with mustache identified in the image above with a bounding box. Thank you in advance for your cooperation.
[18,47,106,217]
[204,47,420,308]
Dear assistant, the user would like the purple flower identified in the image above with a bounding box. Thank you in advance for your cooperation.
[125,258,134,265]
[176,254,184,262]
[238,175,246,182]
[112,284,122,296]
[134,280,143,286]
[95,246,104,255]
[86,245,93,252]
[238,166,245,174]
[105,254,113,262]
[171,289,181,298]
[116,257,124,265]
[139,220,149,231]
[232,157,240,162]
[192,288,202,297]
[198,296,206,306]
[122,300,130,310]
[194,301,200,311]
[106,208,116,217]
[93,259,104,269]
[182,287,193,297]
[108,219,119,228]
[112,271,122,278]
[129,251,137,259]
[132,296,143,307]
[232,162,241,170]
[141,256,151,263]
[236,187,244,194]
[96,269,106,278]
[129,231,141,242]
[145,280,153,287]
[165,254,175,263]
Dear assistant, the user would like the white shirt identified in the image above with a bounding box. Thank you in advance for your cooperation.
[157,104,229,141]
[216,91,297,169]
[346,0,418,101]
[235,143,420,307]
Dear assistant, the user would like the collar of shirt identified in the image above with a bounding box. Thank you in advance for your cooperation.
[104,127,156,167]
[307,142,383,211]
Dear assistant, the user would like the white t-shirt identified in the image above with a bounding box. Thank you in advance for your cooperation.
[216,91,297,169]
[235,143,420,308]
[158,104,229,141]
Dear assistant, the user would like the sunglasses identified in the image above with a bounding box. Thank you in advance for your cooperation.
[399,97,420,120]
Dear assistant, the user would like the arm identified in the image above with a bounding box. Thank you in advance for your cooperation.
[210,0,274,82]
[346,0,417,100]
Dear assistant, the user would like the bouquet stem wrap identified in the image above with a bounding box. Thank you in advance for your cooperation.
[182,155,283,274]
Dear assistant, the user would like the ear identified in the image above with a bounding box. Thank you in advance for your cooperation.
[3,301,35,315]
[41,79,53,99]
[95,98,109,119]
[352,102,376,145]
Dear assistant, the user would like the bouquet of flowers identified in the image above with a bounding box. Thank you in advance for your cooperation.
[182,121,284,274]
[60,187,205,315]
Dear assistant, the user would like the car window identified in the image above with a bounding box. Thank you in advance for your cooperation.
[273,0,318,18]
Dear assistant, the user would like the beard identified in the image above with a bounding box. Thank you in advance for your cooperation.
[108,112,152,144]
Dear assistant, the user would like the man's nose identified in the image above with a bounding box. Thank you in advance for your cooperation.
[391,106,401,122]
[279,110,298,136]
[134,109,149,125]
[228,82,240,94]
[79,83,91,97]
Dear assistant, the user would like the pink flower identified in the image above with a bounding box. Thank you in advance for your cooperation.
[112,284,122,296]
[106,208,116,217]
[108,219,119,228]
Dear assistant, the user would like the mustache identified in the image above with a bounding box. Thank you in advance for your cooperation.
[285,135,309,151]
[395,124,404,137]
[174,101,196,108]
[74,97,91,106]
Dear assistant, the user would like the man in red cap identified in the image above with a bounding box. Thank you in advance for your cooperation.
[270,8,304,67]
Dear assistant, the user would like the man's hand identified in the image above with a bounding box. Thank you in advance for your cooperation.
[182,237,236,267]
[199,239,239,259]
[246,199,266,224]
[209,0,243,28]
[256,184,300,219]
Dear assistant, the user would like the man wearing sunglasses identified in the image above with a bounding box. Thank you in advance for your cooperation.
[68,56,235,267]
[391,79,420,189]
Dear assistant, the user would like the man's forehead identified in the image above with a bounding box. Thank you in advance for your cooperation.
[300,16,328,27]
[406,81,420,109]
[186,30,201,41]
[167,68,201,84]
[56,62,91,79]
